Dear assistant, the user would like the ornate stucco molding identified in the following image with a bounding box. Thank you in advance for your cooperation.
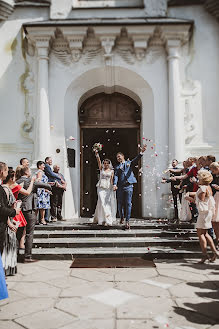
[0,0,14,20]
[204,0,219,21]
[24,23,192,67]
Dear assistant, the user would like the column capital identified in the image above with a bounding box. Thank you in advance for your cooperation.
[35,36,51,60]
[166,39,181,60]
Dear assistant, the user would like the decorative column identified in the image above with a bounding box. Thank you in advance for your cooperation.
[35,37,51,160]
[166,39,185,163]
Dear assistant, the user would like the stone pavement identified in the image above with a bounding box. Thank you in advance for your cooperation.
[0,259,218,329]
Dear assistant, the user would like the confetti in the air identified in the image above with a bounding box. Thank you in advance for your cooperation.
[69,136,75,140]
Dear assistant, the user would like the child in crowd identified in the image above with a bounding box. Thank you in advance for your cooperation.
[185,170,218,263]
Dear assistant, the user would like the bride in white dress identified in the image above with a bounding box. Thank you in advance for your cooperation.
[93,150,117,226]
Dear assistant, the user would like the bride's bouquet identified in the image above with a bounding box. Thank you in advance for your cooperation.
[93,142,103,152]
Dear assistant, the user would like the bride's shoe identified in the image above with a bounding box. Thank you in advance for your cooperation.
[125,222,130,230]
[120,218,124,225]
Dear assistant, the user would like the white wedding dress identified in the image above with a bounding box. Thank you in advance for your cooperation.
[93,169,117,225]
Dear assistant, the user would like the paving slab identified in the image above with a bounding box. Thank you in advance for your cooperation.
[56,297,115,319]
[115,281,170,298]
[117,319,163,329]
[14,281,61,298]
[114,268,157,281]
[16,308,75,329]
[60,281,114,297]
[70,268,115,282]
[59,319,115,329]
[156,268,208,282]
[117,297,175,319]
[0,321,24,329]
[0,297,55,320]
[175,297,219,322]
[48,275,90,289]
[169,281,216,298]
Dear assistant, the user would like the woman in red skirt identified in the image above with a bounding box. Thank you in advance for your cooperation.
[3,168,35,250]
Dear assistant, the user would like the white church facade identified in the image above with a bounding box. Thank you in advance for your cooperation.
[0,0,219,220]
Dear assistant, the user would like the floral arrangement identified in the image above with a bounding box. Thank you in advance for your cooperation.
[93,142,103,152]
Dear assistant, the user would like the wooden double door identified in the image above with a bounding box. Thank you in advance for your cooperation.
[79,92,142,218]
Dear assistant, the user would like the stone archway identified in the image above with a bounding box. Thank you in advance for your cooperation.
[79,92,142,217]
[64,66,161,220]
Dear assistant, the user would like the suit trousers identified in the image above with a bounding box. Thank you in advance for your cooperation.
[23,210,37,258]
[50,187,64,220]
[117,186,133,222]
[172,191,182,219]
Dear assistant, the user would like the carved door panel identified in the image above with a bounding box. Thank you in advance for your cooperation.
[79,92,141,128]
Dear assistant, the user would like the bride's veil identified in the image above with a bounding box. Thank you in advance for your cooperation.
[102,159,113,170]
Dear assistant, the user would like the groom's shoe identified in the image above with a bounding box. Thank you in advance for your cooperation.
[120,218,124,225]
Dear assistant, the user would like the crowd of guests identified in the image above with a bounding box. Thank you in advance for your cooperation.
[0,156,66,287]
[162,155,219,263]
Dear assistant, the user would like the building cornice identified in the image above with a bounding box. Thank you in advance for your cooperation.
[15,0,50,7]
[23,17,194,31]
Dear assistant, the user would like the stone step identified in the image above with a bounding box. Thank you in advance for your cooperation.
[31,246,203,260]
[33,236,199,248]
[34,222,195,231]
[33,229,197,239]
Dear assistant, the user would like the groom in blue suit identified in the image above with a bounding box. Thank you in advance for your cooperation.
[113,144,147,229]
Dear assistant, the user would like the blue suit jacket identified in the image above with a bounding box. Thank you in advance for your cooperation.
[113,153,142,188]
[44,163,61,183]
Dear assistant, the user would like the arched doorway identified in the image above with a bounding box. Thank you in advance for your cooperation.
[79,92,142,218]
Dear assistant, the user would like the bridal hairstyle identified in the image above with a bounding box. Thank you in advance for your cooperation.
[102,159,113,169]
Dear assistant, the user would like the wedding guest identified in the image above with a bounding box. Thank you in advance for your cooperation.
[171,157,200,222]
[44,157,64,222]
[0,162,19,255]
[198,156,208,170]
[207,155,216,169]
[17,166,51,262]
[179,160,192,222]
[210,162,219,250]
[45,157,65,222]
[185,170,218,263]
[3,168,35,253]
[20,158,29,168]
[50,165,67,221]
[15,165,23,181]
[166,159,182,221]
[36,161,50,225]
[1,178,19,275]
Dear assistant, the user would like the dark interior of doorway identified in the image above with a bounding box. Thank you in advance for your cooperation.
[81,128,141,218]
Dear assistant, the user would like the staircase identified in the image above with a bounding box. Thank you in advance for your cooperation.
[32,219,203,260]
